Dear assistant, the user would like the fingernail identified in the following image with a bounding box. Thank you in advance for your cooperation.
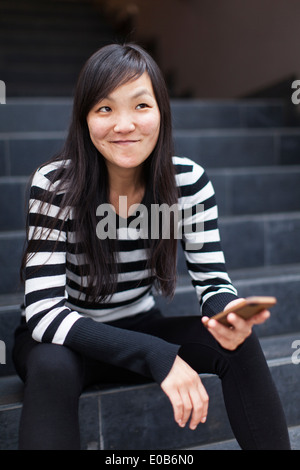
[201,417,207,423]
[178,420,185,428]
[190,424,197,430]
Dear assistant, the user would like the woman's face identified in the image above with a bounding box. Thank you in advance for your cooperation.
[86,72,161,175]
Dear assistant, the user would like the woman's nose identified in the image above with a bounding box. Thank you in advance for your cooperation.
[113,113,135,133]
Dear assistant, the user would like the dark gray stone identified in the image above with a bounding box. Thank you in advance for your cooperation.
[219,218,265,270]
[0,179,28,230]
[0,404,21,450]
[79,392,100,450]
[100,376,233,450]
[170,100,287,130]
[0,142,7,176]
[0,308,22,376]
[280,133,300,165]
[9,137,65,176]
[230,169,300,215]
[265,216,300,266]
[171,101,240,130]
[0,101,72,133]
[173,131,276,168]
[240,102,286,128]
[0,233,25,295]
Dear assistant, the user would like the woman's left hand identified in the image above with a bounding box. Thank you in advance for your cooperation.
[202,298,270,350]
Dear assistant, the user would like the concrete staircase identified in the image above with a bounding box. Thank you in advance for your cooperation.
[0,0,117,97]
[1,98,300,450]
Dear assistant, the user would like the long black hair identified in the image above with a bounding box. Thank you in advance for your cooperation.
[21,43,179,301]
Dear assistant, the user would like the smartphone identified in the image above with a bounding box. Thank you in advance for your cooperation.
[210,296,277,327]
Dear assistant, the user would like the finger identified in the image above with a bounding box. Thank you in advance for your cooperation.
[205,318,242,350]
[179,391,193,428]
[226,313,250,332]
[205,317,235,341]
[223,298,246,313]
[199,380,209,423]
[189,380,209,430]
[248,309,270,326]
[167,388,185,427]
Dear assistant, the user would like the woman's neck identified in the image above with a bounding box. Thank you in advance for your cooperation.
[107,165,145,217]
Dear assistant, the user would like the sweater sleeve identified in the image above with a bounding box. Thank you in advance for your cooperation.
[176,157,239,317]
[24,166,179,384]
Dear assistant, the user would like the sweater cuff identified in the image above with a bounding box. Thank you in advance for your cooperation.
[64,317,180,385]
[202,292,239,318]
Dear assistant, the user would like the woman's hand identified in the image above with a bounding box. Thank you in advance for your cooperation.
[160,355,209,430]
[202,298,270,350]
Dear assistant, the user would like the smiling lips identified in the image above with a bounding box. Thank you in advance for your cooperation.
[111,140,140,145]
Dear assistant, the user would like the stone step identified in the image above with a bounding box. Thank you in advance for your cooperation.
[0,0,115,97]
[171,99,297,129]
[207,166,300,216]
[1,128,300,177]
[0,99,295,133]
[185,425,300,450]
[179,211,300,271]
[1,128,300,178]
[1,166,299,230]
[0,131,66,177]
[0,331,299,449]
[173,128,300,168]
[0,177,28,231]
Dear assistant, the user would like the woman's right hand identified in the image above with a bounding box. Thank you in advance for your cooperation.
[160,355,209,430]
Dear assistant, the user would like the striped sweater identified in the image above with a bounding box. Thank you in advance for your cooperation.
[23,156,238,384]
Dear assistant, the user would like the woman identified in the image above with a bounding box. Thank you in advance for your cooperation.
[13,43,290,450]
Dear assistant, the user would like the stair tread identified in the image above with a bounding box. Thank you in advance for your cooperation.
[2,127,300,137]
[176,264,300,287]
[185,424,300,450]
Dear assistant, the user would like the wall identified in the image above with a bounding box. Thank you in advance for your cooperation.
[115,0,300,98]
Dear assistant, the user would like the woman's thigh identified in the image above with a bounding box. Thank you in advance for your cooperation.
[108,309,268,378]
[12,322,152,390]
[12,310,267,387]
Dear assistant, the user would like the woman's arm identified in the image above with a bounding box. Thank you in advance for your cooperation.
[177,157,239,316]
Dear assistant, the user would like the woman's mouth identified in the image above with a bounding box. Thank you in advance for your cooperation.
[111,140,139,146]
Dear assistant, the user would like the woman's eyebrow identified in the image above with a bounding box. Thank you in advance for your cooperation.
[106,88,154,102]
[131,88,154,99]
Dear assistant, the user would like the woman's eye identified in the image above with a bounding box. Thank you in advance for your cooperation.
[98,106,111,113]
[136,103,149,110]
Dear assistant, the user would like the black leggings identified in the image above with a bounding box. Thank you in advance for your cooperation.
[12,309,291,450]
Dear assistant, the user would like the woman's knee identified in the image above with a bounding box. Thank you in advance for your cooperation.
[25,343,84,394]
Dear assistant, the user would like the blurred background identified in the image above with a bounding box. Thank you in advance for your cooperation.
[1,0,300,451]
[1,0,300,99]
